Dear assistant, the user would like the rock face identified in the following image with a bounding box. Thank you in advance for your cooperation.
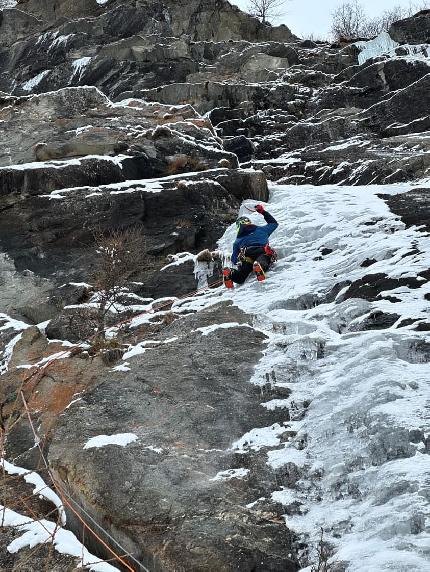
[0,163,266,279]
[6,303,299,571]
[381,188,430,232]
[0,86,267,290]
[1,3,429,190]
[0,0,295,99]
[0,87,235,167]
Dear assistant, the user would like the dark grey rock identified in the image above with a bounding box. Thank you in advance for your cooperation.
[381,188,430,232]
[389,10,430,44]
[342,273,425,302]
[48,303,299,571]
[45,306,99,342]
[361,73,430,136]
[223,135,255,162]
[347,311,401,332]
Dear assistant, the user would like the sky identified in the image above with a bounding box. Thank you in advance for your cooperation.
[230,0,423,38]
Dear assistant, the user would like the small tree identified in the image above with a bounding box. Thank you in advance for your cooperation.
[310,528,334,572]
[247,0,288,24]
[362,5,416,37]
[331,0,366,40]
[92,227,147,339]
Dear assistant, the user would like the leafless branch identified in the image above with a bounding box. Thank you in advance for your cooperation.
[92,227,148,338]
[331,1,430,41]
[247,0,289,24]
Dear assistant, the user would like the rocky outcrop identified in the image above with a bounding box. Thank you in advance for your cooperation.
[14,0,296,42]
[388,9,430,44]
[380,188,430,232]
[0,162,266,282]
[15,0,101,22]
[0,86,267,292]
[0,0,295,99]
[2,3,429,187]
[0,87,234,167]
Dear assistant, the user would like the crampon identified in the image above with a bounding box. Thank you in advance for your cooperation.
[253,261,266,282]
[223,268,234,289]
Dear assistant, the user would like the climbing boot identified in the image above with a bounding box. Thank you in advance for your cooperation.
[223,268,234,289]
[253,261,266,282]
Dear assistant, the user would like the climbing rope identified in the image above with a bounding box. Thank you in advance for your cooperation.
[1,279,227,571]
[20,391,149,572]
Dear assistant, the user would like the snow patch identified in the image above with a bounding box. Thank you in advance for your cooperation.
[21,70,50,92]
[211,468,250,481]
[2,460,66,525]
[71,57,92,81]
[1,506,119,571]
[196,322,252,336]
[0,333,22,374]
[231,424,288,453]
[83,433,138,450]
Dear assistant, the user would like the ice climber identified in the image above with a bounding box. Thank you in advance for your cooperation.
[223,204,278,288]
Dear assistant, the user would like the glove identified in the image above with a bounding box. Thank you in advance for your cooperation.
[255,204,265,214]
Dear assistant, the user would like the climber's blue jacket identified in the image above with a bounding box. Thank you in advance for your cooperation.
[231,211,278,264]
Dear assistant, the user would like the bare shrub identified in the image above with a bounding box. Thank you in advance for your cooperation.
[166,155,208,176]
[362,4,425,37]
[65,306,98,341]
[92,227,148,339]
[331,1,366,41]
[331,1,430,41]
[310,528,338,572]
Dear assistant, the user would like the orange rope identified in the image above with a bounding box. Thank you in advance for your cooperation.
[20,391,138,572]
[3,278,226,571]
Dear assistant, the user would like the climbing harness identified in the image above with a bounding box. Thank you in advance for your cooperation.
[238,244,278,265]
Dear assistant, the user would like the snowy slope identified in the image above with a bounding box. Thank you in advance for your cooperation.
[180,181,430,570]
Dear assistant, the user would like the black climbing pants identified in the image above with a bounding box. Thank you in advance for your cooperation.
[231,246,272,285]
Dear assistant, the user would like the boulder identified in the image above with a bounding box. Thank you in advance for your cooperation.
[223,135,255,162]
[388,10,430,44]
[0,253,53,318]
[45,306,99,342]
